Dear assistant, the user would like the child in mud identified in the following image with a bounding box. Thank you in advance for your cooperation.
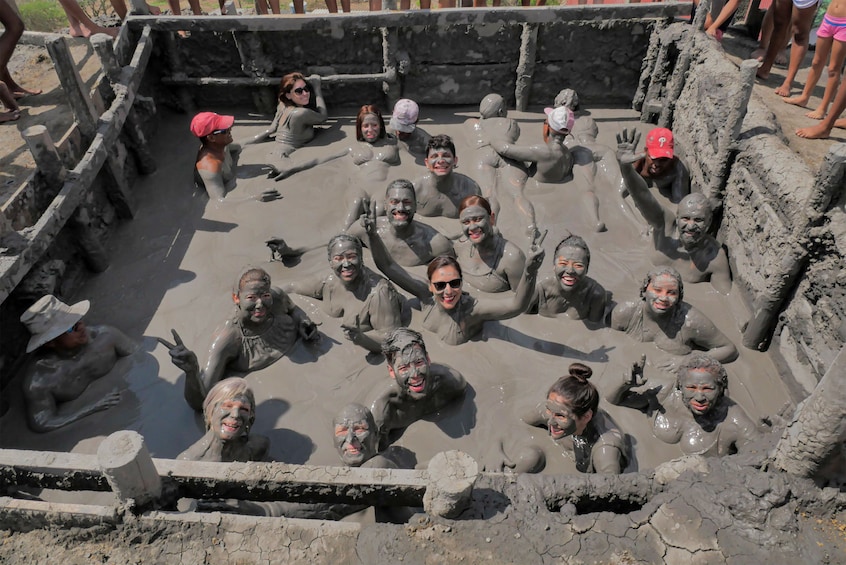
[19,295,137,433]
[369,328,467,450]
[522,363,629,474]
[607,354,760,457]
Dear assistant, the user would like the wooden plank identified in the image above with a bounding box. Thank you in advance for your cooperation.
[45,36,98,139]
[0,497,119,528]
[161,68,396,87]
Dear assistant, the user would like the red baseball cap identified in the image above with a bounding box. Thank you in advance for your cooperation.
[645,128,674,159]
[190,112,234,138]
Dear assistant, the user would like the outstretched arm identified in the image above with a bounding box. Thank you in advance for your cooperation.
[490,139,547,164]
[243,104,285,146]
[709,249,732,295]
[685,307,738,363]
[475,231,545,321]
[615,129,669,230]
[270,148,349,182]
[605,355,650,409]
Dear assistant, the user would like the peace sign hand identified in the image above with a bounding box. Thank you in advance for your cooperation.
[156,329,199,375]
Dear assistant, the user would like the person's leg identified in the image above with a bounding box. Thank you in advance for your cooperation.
[188,0,202,13]
[167,0,182,14]
[292,0,304,12]
[796,68,846,138]
[775,3,818,96]
[109,0,127,19]
[810,37,846,118]
[369,0,380,9]
[325,0,338,10]
[269,0,281,12]
[0,0,39,96]
[56,0,119,37]
[757,0,792,78]
[752,3,775,58]
[0,80,20,122]
[785,34,832,108]
[340,0,349,11]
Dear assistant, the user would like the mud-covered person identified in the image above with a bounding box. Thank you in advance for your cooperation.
[19,295,136,432]
[609,267,738,371]
[369,328,467,450]
[283,234,403,353]
[179,377,269,462]
[522,363,629,473]
[386,98,432,157]
[607,354,759,457]
[412,134,482,219]
[529,234,608,324]
[160,267,318,411]
[625,127,691,204]
[191,112,243,200]
[616,129,731,294]
[346,179,454,267]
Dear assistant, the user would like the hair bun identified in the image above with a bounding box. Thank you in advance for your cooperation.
[568,362,592,382]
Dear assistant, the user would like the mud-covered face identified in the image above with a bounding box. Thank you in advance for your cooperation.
[544,392,591,440]
[361,114,381,143]
[429,265,462,311]
[287,79,311,107]
[386,186,416,229]
[676,199,711,248]
[425,148,456,177]
[646,155,673,176]
[329,239,361,284]
[554,246,588,293]
[234,280,273,324]
[51,319,90,350]
[333,407,375,466]
[680,368,722,416]
[387,344,431,400]
[644,274,680,316]
[214,396,252,442]
[460,205,493,246]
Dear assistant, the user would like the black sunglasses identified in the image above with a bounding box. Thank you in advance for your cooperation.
[212,127,231,135]
[293,86,309,95]
[432,278,462,292]
[66,321,82,334]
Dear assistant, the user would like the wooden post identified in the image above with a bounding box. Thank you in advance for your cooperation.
[773,346,846,477]
[91,33,156,175]
[633,20,666,113]
[382,27,401,106]
[233,31,276,115]
[423,451,478,519]
[97,431,162,507]
[515,23,539,112]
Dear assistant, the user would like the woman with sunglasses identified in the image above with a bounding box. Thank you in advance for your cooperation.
[250,72,328,158]
[362,205,545,345]
[454,195,525,294]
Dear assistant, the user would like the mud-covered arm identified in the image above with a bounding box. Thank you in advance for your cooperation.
[474,238,545,322]
[592,445,624,474]
[706,0,740,35]
[670,157,691,203]
[615,129,668,230]
[243,104,284,145]
[685,307,738,363]
[490,139,546,164]
[520,402,547,428]
[709,248,732,295]
[608,300,637,332]
[23,364,121,433]
[501,242,527,291]
[605,355,650,409]
[269,148,349,182]
[282,273,327,300]
[585,283,608,324]
[197,166,227,200]
[273,287,319,341]
[729,405,760,450]
[105,326,138,357]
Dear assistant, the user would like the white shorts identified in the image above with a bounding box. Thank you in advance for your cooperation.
[792,0,819,10]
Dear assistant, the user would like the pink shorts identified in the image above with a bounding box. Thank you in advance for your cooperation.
[818,14,846,43]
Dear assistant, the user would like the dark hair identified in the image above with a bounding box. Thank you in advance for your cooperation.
[279,72,311,108]
[356,105,386,142]
[327,233,363,260]
[426,134,456,157]
[385,179,415,197]
[676,354,728,393]
[426,255,462,282]
[235,267,271,294]
[553,234,590,266]
[382,327,427,364]
[640,266,684,303]
[547,363,599,418]
[458,195,493,217]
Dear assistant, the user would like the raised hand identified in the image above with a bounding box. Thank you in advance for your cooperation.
[156,329,199,376]
[615,128,643,165]
[525,228,547,274]
[625,354,648,388]
[340,315,363,345]
[298,319,320,342]
[359,197,377,236]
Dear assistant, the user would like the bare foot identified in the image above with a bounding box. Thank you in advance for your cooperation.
[12,87,42,99]
[834,118,846,130]
[73,24,119,39]
[0,110,20,123]
[796,123,832,139]
[751,48,765,61]
[756,69,770,80]
[147,3,162,13]
[805,108,825,119]
[783,95,808,107]
[774,82,791,97]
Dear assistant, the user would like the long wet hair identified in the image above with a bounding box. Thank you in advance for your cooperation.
[203,377,256,431]
[676,354,728,394]
[640,266,684,303]
[356,105,386,142]
[426,255,463,282]
[547,363,599,418]
[278,72,314,109]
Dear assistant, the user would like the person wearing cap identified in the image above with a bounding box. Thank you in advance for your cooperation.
[412,134,482,219]
[19,295,136,432]
[615,129,732,294]
[631,126,690,204]
[191,111,241,200]
[386,98,431,157]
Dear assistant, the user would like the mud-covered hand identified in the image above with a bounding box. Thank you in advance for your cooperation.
[307,74,322,89]
[298,318,320,342]
[625,354,648,388]
[359,197,378,236]
[525,228,547,274]
[259,189,282,202]
[615,128,643,165]
[95,388,122,411]
[156,329,199,376]
[340,315,364,345]
[482,440,517,473]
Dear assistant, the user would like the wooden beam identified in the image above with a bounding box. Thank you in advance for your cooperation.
[161,69,396,87]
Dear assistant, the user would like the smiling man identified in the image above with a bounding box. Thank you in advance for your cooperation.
[369,328,467,450]
[616,129,731,294]
[412,135,482,218]
[347,179,454,267]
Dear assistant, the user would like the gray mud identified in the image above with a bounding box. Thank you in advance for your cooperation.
[0,106,791,483]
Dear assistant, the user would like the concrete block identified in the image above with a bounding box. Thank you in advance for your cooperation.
[97,431,162,506]
[423,451,478,519]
